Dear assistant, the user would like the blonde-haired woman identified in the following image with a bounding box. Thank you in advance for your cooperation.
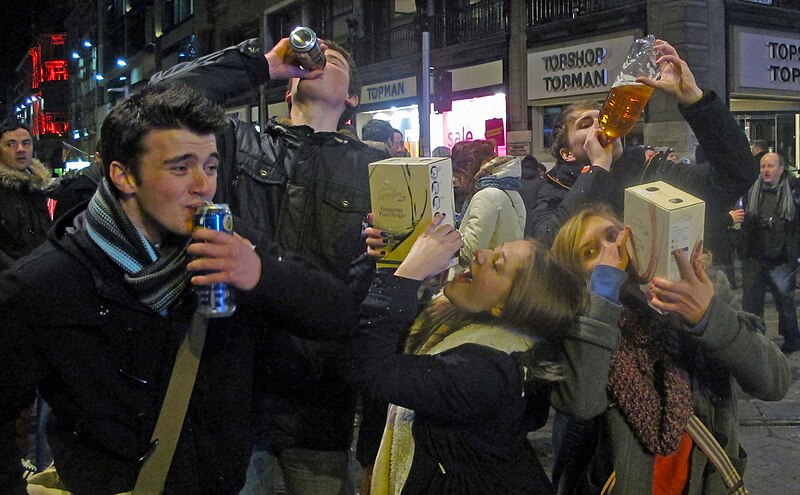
[351,214,626,494]
[549,206,790,495]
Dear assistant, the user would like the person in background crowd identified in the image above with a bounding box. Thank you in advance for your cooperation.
[49,154,103,221]
[390,128,407,157]
[0,121,52,271]
[528,39,756,256]
[360,119,396,159]
[739,152,800,353]
[431,145,451,158]
[151,36,385,494]
[0,120,55,477]
[0,83,364,493]
[751,139,768,164]
[450,140,525,268]
[352,214,626,494]
[519,154,547,238]
[549,206,790,494]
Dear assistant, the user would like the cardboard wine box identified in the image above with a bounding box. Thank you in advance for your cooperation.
[623,181,705,283]
[369,157,456,269]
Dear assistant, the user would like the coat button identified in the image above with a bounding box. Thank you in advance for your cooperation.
[341,200,350,208]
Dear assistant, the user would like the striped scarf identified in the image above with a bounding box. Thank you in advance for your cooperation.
[85,177,190,313]
[745,175,795,221]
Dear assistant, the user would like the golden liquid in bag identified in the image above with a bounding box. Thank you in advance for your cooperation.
[599,83,655,139]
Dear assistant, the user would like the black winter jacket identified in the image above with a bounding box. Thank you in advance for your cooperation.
[529,91,756,251]
[0,159,52,270]
[151,39,387,452]
[0,210,362,494]
[350,272,624,494]
[741,174,800,264]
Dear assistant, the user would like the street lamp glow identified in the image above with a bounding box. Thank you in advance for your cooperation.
[25,98,32,104]
[83,40,92,47]
[71,52,80,59]
[116,59,127,67]
[119,76,127,81]
[95,74,104,81]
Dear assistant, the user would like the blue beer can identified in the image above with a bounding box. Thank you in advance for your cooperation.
[193,202,236,317]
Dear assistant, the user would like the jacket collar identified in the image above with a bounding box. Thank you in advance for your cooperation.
[0,158,51,192]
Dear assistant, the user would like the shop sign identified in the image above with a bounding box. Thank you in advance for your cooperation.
[527,35,634,100]
[361,77,417,104]
[735,29,800,91]
[485,118,505,146]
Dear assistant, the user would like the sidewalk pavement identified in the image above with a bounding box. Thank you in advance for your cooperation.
[733,297,800,494]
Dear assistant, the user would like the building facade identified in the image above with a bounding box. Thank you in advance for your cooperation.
[10,0,797,169]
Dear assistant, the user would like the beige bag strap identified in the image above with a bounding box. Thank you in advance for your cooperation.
[684,414,750,495]
[600,415,749,495]
[132,311,207,495]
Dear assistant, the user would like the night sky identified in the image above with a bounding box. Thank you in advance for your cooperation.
[0,0,66,111]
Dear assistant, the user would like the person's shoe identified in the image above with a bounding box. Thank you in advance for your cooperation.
[780,338,800,353]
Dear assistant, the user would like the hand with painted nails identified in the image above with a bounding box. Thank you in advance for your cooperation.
[648,242,714,325]
[394,214,463,281]
[363,212,390,259]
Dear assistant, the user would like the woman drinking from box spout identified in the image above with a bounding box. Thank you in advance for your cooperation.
[350,213,628,495]
[549,206,790,495]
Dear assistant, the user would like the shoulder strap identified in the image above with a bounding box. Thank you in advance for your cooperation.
[600,414,749,495]
[684,414,750,495]
[132,311,208,494]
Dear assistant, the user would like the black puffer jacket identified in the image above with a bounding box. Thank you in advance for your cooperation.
[0,159,52,270]
[152,39,387,452]
[0,208,363,494]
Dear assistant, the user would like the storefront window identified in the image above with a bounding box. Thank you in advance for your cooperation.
[542,105,564,153]
[356,93,507,157]
[431,93,508,155]
[737,113,799,169]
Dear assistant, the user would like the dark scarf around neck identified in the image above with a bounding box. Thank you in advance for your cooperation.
[607,307,694,455]
[85,178,190,313]
[746,174,795,221]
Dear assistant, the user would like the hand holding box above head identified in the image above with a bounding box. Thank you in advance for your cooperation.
[394,214,464,281]
[648,244,714,325]
[369,157,456,269]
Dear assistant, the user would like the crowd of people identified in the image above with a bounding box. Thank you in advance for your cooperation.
[0,32,793,495]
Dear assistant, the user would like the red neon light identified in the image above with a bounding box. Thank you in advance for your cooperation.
[36,113,69,137]
[49,34,66,45]
[45,60,68,81]
[29,46,44,89]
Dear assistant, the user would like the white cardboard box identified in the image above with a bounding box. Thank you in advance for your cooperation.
[623,181,705,283]
[369,157,455,269]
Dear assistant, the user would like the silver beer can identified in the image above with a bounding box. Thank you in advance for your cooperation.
[289,26,326,71]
